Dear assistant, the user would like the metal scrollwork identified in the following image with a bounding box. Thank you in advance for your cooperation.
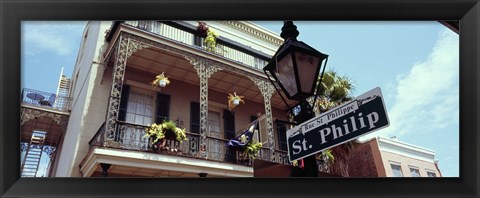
[250,77,276,162]
[20,108,63,125]
[185,56,222,159]
[104,35,152,145]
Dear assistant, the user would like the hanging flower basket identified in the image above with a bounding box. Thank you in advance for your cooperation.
[233,98,241,105]
[150,72,170,88]
[227,92,245,111]
[158,79,168,87]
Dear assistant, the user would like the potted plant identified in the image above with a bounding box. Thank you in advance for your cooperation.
[243,141,263,160]
[144,120,187,152]
[227,92,245,111]
[204,29,219,53]
[150,72,170,88]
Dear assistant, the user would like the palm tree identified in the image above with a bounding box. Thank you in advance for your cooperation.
[313,70,355,176]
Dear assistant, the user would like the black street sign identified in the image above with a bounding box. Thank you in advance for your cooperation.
[287,87,390,162]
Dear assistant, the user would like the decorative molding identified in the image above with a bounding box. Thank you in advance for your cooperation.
[21,108,63,125]
[378,140,436,162]
[219,21,283,46]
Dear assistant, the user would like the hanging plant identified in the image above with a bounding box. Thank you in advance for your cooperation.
[204,29,219,53]
[227,92,245,111]
[150,72,171,88]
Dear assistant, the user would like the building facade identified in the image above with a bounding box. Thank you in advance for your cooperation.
[346,136,442,177]
[52,21,300,177]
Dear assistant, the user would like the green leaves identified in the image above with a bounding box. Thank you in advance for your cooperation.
[204,29,219,52]
[244,141,263,159]
[144,120,188,143]
[316,70,355,112]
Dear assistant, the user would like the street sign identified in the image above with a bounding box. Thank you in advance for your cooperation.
[287,87,389,162]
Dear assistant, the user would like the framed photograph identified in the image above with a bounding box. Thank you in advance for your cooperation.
[1,0,478,197]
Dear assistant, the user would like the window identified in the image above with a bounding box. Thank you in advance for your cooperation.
[390,164,403,177]
[427,171,437,177]
[117,87,155,150]
[190,102,200,134]
[409,167,421,177]
[208,110,221,138]
[155,93,170,123]
[125,89,154,125]
[223,109,235,140]
[276,121,288,151]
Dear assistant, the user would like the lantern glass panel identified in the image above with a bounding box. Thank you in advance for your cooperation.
[276,52,297,97]
[295,52,321,94]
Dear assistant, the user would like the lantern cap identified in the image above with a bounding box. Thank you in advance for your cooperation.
[280,21,299,40]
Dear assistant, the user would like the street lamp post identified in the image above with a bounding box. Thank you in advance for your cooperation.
[263,21,329,177]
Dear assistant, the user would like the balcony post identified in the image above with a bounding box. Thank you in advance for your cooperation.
[250,78,276,162]
[104,34,151,146]
[100,163,111,177]
[186,57,222,159]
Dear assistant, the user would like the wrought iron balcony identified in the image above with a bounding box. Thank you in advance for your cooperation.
[89,120,291,167]
[123,21,269,71]
[21,88,71,112]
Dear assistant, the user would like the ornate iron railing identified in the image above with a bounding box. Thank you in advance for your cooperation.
[21,88,71,111]
[123,21,268,70]
[89,120,292,167]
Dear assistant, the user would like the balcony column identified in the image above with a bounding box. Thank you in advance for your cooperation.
[250,78,276,162]
[104,35,151,146]
[186,57,222,159]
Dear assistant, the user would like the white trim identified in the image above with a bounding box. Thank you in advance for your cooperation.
[408,165,420,169]
[377,137,436,163]
[21,104,70,116]
[388,160,401,165]
[80,148,253,177]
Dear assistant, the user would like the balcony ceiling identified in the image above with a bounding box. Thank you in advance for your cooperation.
[125,47,296,110]
[20,107,67,147]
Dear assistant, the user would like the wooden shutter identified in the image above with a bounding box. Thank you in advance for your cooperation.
[224,110,235,140]
[190,102,200,134]
[118,85,130,121]
[155,93,170,123]
[276,121,288,151]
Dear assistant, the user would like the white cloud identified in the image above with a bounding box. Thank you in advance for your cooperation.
[22,21,86,56]
[360,29,459,140]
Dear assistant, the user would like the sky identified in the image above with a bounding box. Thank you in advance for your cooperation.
[21,21,459,177]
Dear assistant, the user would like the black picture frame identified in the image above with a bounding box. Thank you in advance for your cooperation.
[1,0,478,197]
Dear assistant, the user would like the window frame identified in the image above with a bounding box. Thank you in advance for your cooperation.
[408,166,421,177]
[389,161,404,177]
[426,169,437,177]
[124,86,156,126]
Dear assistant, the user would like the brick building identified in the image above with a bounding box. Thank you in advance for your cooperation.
[343,136,442,177]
